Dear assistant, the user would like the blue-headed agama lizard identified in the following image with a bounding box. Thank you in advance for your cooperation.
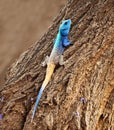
[31,19,72,122]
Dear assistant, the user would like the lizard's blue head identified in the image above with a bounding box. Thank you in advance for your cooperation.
[59,19,71,36]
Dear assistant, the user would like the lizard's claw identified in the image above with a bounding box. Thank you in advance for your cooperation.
[41,55,49,67]
[41,61,46,67]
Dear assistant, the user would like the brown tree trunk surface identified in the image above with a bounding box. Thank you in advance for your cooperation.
[0,0,114,130]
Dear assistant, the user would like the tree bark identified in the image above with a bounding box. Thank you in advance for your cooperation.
[0,0,114,130]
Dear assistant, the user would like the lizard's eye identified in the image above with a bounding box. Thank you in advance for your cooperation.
[64,21,67,25]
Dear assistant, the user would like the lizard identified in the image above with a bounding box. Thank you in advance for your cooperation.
[31,19,72,122]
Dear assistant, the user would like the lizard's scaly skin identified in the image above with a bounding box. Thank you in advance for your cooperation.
[31,19,72,122]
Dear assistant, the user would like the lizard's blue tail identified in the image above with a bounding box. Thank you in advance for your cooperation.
[31,85,45,122]
[31,63,55,122]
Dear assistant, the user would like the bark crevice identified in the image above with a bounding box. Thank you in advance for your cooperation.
[0,0,114,130]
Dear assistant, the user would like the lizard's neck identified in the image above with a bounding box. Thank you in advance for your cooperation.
[54,32,62,47]
[55,31,67,46]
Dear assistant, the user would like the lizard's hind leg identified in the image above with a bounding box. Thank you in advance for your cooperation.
[41,56,49,67]
[59,55,65,65]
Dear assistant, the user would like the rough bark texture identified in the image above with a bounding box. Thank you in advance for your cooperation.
[0,0,114,130]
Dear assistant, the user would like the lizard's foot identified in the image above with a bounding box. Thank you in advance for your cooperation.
[59,55,67,66]
[41,56,49,67]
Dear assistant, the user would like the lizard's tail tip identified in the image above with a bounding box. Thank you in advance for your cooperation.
[31,116,34,123]
[31,113,35,123]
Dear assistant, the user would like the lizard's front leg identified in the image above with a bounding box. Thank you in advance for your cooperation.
[41,56,49,67]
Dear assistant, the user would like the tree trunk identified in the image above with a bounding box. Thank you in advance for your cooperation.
[0,0,114,130]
